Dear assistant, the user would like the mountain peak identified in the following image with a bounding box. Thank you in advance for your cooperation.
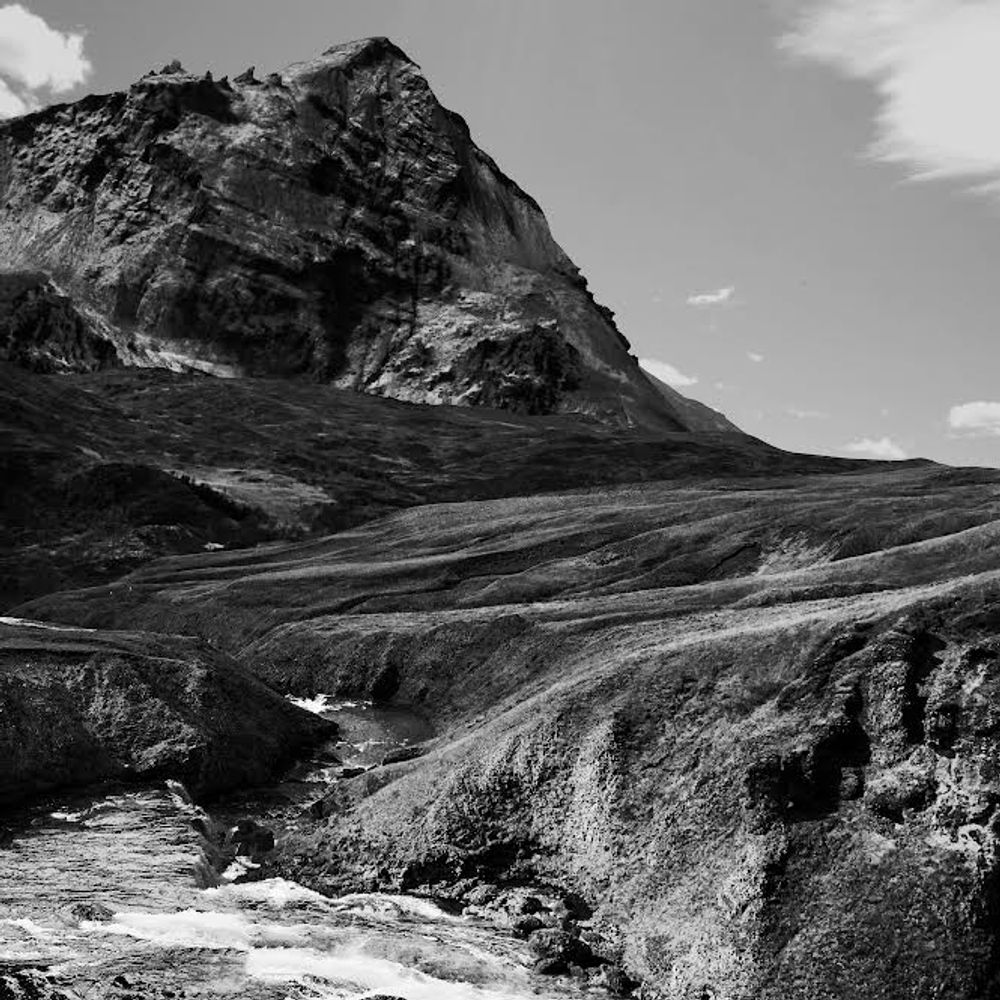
[319,35,417,68]
[0,39,737,435]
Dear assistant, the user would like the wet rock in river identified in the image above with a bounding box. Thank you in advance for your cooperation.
[67,901,113,923]
[527,927,597,973]
[230,819,275,854]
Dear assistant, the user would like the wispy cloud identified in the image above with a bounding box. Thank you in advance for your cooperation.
[686,286,735,307]
[842,435,908,460]
[0,4,90,118]
[639,357,698,388]
[781,1,1000,190]
[747,351,764,363]
[948,400,1000,436]
[787,406,829,419]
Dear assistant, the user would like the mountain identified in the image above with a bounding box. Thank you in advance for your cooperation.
[0,37,734,433]
[7,33,996,1000]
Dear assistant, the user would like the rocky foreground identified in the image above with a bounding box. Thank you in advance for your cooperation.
[17,461,1000,999]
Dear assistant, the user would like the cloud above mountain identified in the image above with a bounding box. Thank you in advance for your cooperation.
[0,4,90,118]
[949,400,1000,436]
[843,435,908,460]
[639,357,698,388]
[781,1,1000,189]
[686,286,734,307]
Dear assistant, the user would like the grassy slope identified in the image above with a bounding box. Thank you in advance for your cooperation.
[18,462,1000,999]
[1,363,861,608]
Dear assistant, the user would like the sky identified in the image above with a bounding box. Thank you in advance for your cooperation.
[2,1,1000,466]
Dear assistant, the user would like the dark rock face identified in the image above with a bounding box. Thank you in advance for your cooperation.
[0,272,118,373]
[0,621,334,805]
[0,37,733,433]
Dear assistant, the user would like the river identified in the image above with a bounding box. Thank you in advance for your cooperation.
[0,699,590,999]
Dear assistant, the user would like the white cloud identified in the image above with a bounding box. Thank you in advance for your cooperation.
[639,357,699,388]
[781,1,1000,188]
[747,351,764,363]
[0,4,90,119]
[686,286,735,307]
[948,400,1000,435]
[842,435,908,460]
[0,76,29,116]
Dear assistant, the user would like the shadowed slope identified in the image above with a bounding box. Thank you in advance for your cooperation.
[0,364,856,608]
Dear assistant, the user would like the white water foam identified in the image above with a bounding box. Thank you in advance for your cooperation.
[332,893,459,923]
[245,944,536,1000]
[219,856,261,883]
[286,694,369,715]
[207,878,325,908]
[0,615,95,632]
[49,809,88,822]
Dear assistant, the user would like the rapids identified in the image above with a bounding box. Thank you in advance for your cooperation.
[0,699,587,999]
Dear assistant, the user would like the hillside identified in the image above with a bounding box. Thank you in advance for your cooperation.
[18,462,1000,998]
[0,362,843,609]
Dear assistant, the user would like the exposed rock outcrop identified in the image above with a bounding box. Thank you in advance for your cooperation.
[0,272,118,373]
[0,38,733,432]
[0,620,334,805]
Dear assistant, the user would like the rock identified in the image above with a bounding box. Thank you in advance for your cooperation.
[380,745,426,766]
[339,766,368,779]
[463,883,499,907]
[67,901,113,923]
[512,915,545,938]
[231,819,275,854]
[560,891,592,920]
[533,957,568,976]
[0,272,118,373]
[865,746,938,821]
[589,965,638,996]
[0,969,71,1000]
[0,37,737,435]
[527,928,595,969]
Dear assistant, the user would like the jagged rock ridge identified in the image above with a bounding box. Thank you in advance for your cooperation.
[0,37,734,433]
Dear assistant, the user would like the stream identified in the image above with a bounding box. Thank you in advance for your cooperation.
[0,699,590,999]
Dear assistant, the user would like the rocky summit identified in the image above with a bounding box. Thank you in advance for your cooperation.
[0,37,732,433]
[2,33,999,1000]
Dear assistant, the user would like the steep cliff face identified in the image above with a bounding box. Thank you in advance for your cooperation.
[0,38,731,432]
